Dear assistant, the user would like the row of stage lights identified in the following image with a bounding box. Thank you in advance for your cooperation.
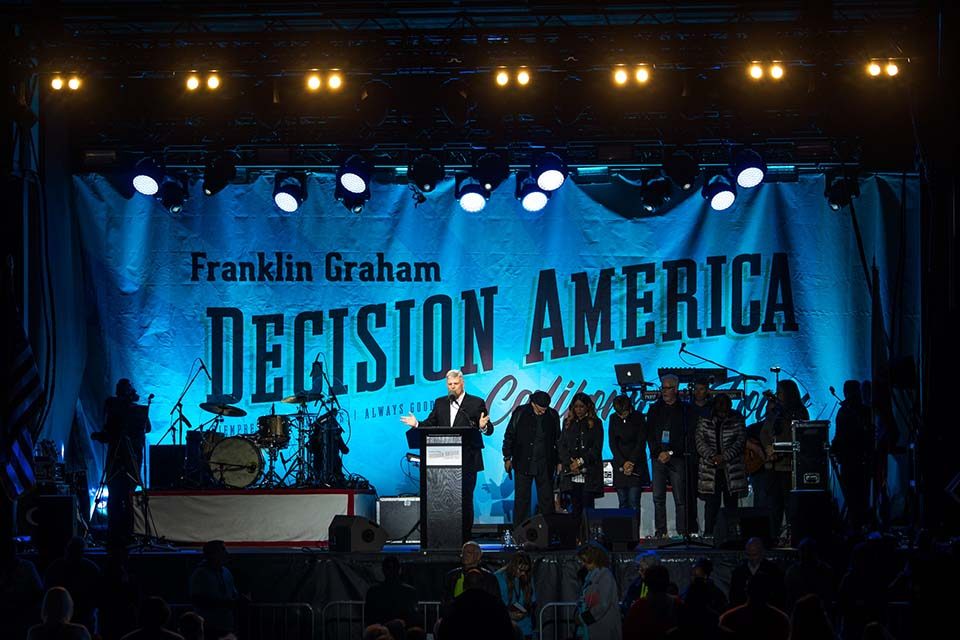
[48,58,905,94]
[128,147,860,216]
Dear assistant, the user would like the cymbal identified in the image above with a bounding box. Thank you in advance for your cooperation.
[280,392,324,404]
[199,402,247,417]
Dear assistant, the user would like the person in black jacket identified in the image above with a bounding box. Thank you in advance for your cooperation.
[831,380,873,530]
[502,390,560,527]
[364,556,419,627]
[401,369,493,540]
[441,541,501,609]
[558,393,604,521]
[646,374,694,537]
[608,395,649,515]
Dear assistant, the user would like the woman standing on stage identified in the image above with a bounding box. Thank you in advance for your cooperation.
[558,393,604,521]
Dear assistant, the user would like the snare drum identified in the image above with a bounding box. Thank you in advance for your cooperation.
[207,436,264,488]
[256,414,291,447]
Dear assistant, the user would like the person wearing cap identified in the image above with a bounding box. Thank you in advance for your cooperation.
[502,390,561,527]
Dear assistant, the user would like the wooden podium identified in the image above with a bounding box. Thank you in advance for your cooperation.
[406,426,480,550]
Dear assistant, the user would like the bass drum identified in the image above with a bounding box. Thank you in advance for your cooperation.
[207,437,264,488]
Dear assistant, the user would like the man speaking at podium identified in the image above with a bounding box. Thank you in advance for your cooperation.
[401,369,492,539]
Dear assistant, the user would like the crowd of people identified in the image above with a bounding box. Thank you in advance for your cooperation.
[359,533,956,640]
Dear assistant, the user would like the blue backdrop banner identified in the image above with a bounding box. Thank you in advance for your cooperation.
[62,172,919,522]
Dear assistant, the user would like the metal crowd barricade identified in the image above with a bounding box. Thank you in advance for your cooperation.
[166,602,315,640]
[418,600,441,634]
[538,601,579,640]
[321,600,365,640]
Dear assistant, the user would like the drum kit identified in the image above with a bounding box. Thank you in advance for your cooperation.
[187,393,346,489]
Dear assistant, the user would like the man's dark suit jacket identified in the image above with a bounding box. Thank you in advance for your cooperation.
[502,403,560,473]
[418,393,493,472]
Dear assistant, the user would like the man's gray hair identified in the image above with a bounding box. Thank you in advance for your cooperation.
[660,373,679,385]
[445,369,464,381]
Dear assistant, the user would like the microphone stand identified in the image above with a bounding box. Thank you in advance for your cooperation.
[161,363,206,445]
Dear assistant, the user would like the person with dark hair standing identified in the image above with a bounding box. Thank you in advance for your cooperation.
[831,379,873,530]
[365,556,419,627]
[646,374,694,538]
[719,572,790,640]
[696,394,747,538]
[401,369,492,540]
[189,540,240,640]
[757,379,809,540]
[609,395,649,517]
[99,378,151,546]
[502,390,560,527]
[622,564,681,640]
[558,393,604,521]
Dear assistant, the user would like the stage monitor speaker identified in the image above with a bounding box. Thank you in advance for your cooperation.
[713,507,774,549]
[583,508,639,551]
[377,496,420,543]
[514,513,579,550]
[15,493,77,551]
[149,445,186,489]
[789,491,833,547]
[328,515,387,552]
[792,420,830,491]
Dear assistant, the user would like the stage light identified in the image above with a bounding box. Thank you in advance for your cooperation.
[732,149,766,189]
[635,67,650,83]
[664,150,699,191]
[328,72,343,90]
[50,77,63,91]
[641,175,672,212]
[202,152,238,196]
[495,70,510,86]
[824,170,860,211]
[306,74,322,91]
[338,155,371,195]
[517,69,531,86]
[335,181,369,214]
[770,63,784,80]
[273,173,307,213]
[440,78,475,127]
[749,63,764,80]
[867,62,882,77]
[532,152,567,192]
[613,68,629,86]
[358,80,394,127]
[207,74,220,90]
[885,62,899,77]
[68,77,81,91]
[455,175,488,213]
[132,157,164,196]
[186,75,200,91]
[158,175,188,214]
[409,153,444,193]
[516,177,549,213]
[474,152,509,192]
[702,174,737,211]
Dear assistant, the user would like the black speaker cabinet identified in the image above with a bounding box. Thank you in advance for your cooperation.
[792,420,830,491]
[583,508,639,550]
[513,513,579,550]
[713,507,774,549]
[15,493,77,551]
[789,491,833,547]
[328,515,387,552]
[149,445,186,489]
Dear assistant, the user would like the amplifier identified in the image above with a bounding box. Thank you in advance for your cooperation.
[791,421,830,491]
[377,496,420,543]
